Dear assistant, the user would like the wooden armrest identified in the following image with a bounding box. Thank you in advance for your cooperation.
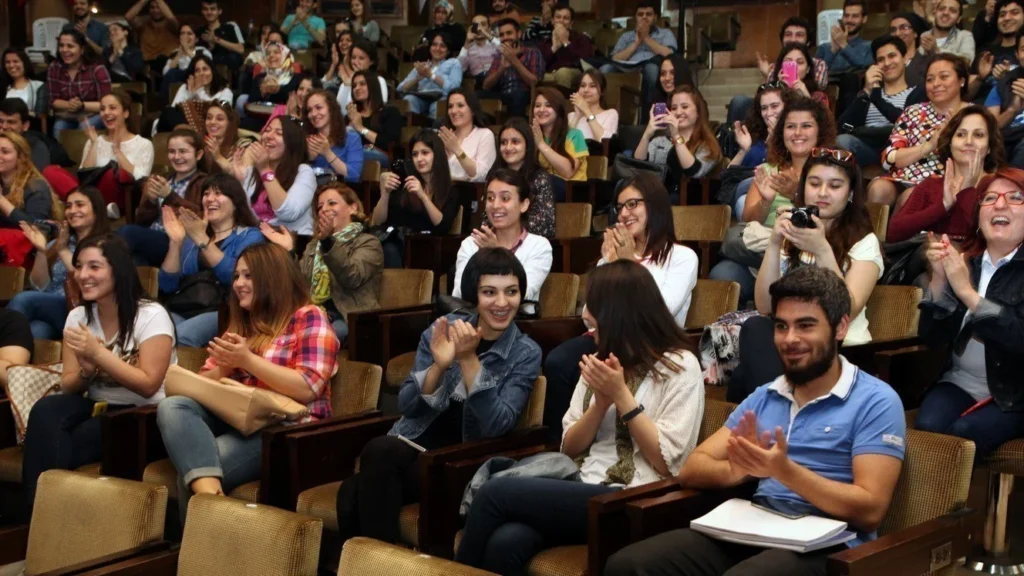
[284,414,401,509]
[0,524,29,566]
[678,240,721,279]
[624,483,758,542]
[0,398,17,450]
[872,344,948,409]
[840,337,922,377]
[380,308,435,371]
[826,509,978,576]
[69,546,179,575]
[35,541,173,575]
[678,176,712,206]
[585,479,684,574]
[552,236,602,275]
[347,303,435,364]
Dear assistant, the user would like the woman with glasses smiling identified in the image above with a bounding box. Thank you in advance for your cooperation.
[913,166,1024,460]
[541,173,698,444]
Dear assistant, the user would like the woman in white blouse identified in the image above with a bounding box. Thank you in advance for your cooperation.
[453,168,551,304]
[162,24,211,78]
[1,48,44,115]
[80,92,154,211]
[439,88,496,182]
[567,69,618,142]
[454,257,703,574]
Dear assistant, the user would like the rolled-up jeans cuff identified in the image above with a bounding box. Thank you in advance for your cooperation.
[182,466,224,486]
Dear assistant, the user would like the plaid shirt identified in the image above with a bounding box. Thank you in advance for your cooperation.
[202,305,340,422]
[46,61,112,106]
[486,46,545,95]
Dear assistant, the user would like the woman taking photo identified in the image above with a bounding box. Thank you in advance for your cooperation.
[80,91,154,211]
[158,55,233,133]
[305,89,364,183]
[568,70,619,142]
[870,54,969,208]
[333,247,541,547]
[2,48,44,114]
[161,23,212,95]
[232,115,317,235]
[453,169,552,304]
[348,0,380,44]
[372,129,459,268]
[22,234,176,519]
[532,87,589,201]
[455,259,703,574]
[485,118,556,239]
[347,70,402,167]
[709,96,836,303]
[336,37,388,118]
[888,106,1005,243]
[103,21,144,83]
[440,88,496,183]
[634,86,722,200]
[773,42,829,108]
[263,183,383,343]
[157,242,339,521]
[397,31,463,119]
[542,174,699,442]
[10,186,108,339]
[202,100,241,174]
[914,167,1024,459]
[0,131,61,229]
[159,173,263,348]
[47,28,112,139]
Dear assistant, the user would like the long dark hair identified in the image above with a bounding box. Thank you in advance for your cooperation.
[586,259,695,382]
[441,88,487,130]
[790,154,873,269]
[198,173,260,237]
[766,97,836,167]
[745,83,791,143]
[0,48,36,96]
[57,28,96,66]
[617,173,676,266]
[352,70,384,115]
[184,54,227,96]
[533,87,570,159]
[773,42,820,93]
[658,53,694,100]
[492,118,541,178]
[405,129,450,212]
[305,89,346,147]
[936,105,1006,173]
[66,186,112,240]
[203,100,239,167]
[72,234,150,352]
[248,116,305,202]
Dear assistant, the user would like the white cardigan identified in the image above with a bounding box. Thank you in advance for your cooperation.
[597,244,699,328]
[452,232,553,303]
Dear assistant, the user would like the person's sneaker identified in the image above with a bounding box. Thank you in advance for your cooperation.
[106,203,121,221]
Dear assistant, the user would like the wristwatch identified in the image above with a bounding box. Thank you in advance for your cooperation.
[457,150,468,160]
[197,241,210,252]
[360,127,370,137]
[674,136,686,146]
[260,171,276,183]
[587,113,596,122]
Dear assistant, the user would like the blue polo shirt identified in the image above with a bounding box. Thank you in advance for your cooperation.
[725,356,906,547]
[282,14,326,50]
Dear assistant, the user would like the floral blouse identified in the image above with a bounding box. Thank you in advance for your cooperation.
[881,102,949,184]
[481,169,556,239]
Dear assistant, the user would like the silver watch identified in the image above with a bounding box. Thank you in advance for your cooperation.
[587,113,596,121]
[360,128,370,136]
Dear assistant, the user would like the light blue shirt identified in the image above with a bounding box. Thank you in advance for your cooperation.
[282,13,325,50]
[724,357,906,547]
[610,27,678,64]
[815,36,873,73]
[398,58,463,96]
[311,129,365,184]
[985,88,1024,128]
[941,247,1020,400]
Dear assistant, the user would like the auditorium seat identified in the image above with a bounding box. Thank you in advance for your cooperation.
[345,268,434,366]
[0,266,25,305]
[31,339,61,365]
[672,205,731,278]
[339,537,497,575]
[684,279,741,335]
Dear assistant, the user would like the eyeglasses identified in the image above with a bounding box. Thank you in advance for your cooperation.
[889,23,912,32]
[759,81,786,92]
[980,190,1024,205]
[811,147,855,166]
[614,198,645,212]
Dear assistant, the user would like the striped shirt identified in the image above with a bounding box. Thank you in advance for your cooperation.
[865,86,914,127]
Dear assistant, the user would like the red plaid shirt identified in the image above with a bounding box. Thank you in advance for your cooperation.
[46,61,112,106]
[203,305,340,421]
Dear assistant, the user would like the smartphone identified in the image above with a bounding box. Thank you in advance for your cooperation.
[470,23,480,34]
[653,102,668,117]
[391,158,410,182]
[751,497,807,520]
[780,61,798,87]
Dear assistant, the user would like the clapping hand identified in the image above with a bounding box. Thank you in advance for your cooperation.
[261,76,280,96]
[1011,78,1024,111]
[733,121,752,152]
[306,133,329,160]
[993,62,1010,80]
[754,165,776,202]
[178,208,208,243]
[438,126,462,156]
[247,141,271,171]
[578,353,627,406]
[54,221,70,252]
[64,323,104,363]
[925,231,950,287]
[146,174,171,201]
[162,206,186,244]
[260,222,294,250]
[531,117,545,145]
[450,319,482,360]
[19,221,48,251]
[756,51,771,77]
[830,23,848,50]
[920,31,937,54]
[208,333,252,370]
[82,117,99,141]
[942,158,964,210]
[978,52,995,78]
[939,235,972,296]
[414,61,432,78]
[602,223,636,262]
[347,102,363,129]
[429,317,457,370]
[727,411,789,479]
[768,170,797,199]
[569,92,591,118]
[470,224,499,248]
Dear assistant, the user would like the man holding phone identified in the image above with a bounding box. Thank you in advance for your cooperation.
[459,14,501,88]
[482,18,545,118]
[606,266,906,576]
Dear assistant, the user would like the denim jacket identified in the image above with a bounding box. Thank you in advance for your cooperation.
[390,312,542,442]
[158,227,265,293]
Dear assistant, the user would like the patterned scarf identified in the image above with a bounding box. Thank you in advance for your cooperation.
[573,370,646,486]
[310,222,365,306]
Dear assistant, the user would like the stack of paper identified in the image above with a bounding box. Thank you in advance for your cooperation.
[690,499,856,553]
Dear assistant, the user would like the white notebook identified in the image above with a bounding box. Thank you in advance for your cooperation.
[690,498,856,553]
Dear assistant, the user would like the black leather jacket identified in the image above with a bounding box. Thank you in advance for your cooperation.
[919,248,1024,411]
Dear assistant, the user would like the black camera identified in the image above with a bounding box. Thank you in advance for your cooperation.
[391,158,410,182]
[790,206,819,229]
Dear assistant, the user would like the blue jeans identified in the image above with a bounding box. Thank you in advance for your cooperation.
[599,59,661,120]
[733,177,754,223]
[170,311,221,348]
[837,133,882,168]
[403,94,439,118]
[116,225,171,267]
[915,382,1024,461]
[52,114,102,141]
[7,290,68,340]
[454,477,620,575]
[709,259,756,305]
[727,95,754,125]
[363,147,390,167]
[157,396,263,521]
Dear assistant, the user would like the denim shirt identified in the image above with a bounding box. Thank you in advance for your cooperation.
[39,236,77,294]
[158,227,265,293]
[390,312,542,443]
[397,58,463,96]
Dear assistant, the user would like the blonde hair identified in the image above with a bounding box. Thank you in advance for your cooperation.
[0,131,64,221]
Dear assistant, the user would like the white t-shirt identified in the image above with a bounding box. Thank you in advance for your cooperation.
[568,109,619,141]
[171,85,234,107]
[597,244,699,328]
[80,135,155,180]
[5,80,44,113]
[65,301,178,406]
[452,231,553,304]
[337,76,389,118]
[448,126,497,183]
[779,233,884,345]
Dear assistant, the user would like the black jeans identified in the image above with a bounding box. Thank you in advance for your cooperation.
[335,435,420,545]
[454,477,619,575]
[605,528,837,576]
[21,395,129,520]
[541,333,597,444]
[501,90,532,119]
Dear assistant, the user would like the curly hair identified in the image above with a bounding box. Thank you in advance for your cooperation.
[766,97,836,167]
[772,42,821,93]
[936,105,1006,173]
[744,84,793,145]
[304,89,347,148]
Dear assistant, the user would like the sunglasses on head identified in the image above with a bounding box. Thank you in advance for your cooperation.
[811,147,855,166]
[759,81,786,92]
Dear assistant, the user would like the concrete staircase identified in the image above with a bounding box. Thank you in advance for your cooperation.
[698,67,764,125]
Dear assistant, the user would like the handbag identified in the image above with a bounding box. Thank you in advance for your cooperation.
[612,153,668,183]
[719,222,769,268]
[880,233,929,286]
[164,269,224,319]
[164,364,310,436]
[77,161,116,187]
[3,363,63,445]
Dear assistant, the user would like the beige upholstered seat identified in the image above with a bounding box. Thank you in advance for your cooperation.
[671,205,731,245]
[25,470,166,574]
[0,446,23,483]
[378,269,434,310]
[537,274,580,319]
[296,480,343,532]
[361,160,381,182]
[136,266,160,299]
[31,339,62,365]
[864,285,922,342]
[177,494,322,576]
[684,279,740,331]
[554,204,592,239]
[386,353,415,390]
[0,266,25,303]
[143,457,179,500]
[339,536,498,575]
[175,346,209,373]
[866,202,891,243]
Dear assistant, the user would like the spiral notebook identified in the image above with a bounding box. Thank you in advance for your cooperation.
[690,499,856,553]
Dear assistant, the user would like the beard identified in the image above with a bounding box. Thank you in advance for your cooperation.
[936,21,954,32]
[846,24,862,37]
[782,337,837,386]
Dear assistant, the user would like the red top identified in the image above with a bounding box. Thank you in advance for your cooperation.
[886,175,979,243]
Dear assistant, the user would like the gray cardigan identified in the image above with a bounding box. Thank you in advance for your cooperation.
[0,177,52,229]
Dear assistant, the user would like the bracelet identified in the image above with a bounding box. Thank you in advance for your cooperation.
[79,366,98,381]
[620,403,645,423]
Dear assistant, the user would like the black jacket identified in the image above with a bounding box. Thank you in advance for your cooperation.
[919,248,1024,411]
[838,84,926,127]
